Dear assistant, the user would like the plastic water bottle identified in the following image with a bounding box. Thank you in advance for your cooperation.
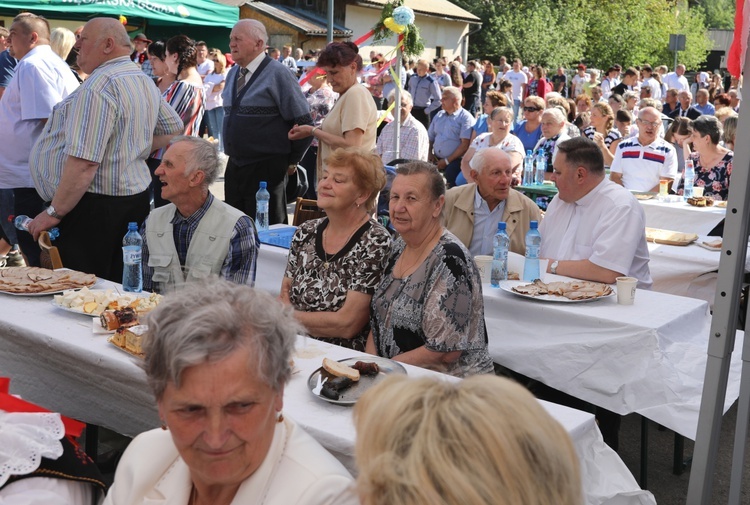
[122,222,143,293]
[523,221,542,282]
[522,150,534,186]
[256,181,270,232]
[490,222,510,288]
[683,159,695,200]
[534,149,546,185]
[14,215,59,240]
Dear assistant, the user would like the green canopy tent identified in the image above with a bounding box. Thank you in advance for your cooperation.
[0,0,238,49]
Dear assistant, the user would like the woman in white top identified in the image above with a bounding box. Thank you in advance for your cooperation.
[203,50,227,152]
[459,107,524,185]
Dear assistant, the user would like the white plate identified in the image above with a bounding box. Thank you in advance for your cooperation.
[51,289,149,317]
[498,280,615,303]
[307,356,406,406]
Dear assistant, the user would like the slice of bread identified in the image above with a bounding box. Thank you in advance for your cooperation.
[322,357,360,381]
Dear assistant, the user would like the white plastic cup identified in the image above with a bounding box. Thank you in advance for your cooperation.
[616,276,638,305]
[474,255,493,283]
[693,186,705,197]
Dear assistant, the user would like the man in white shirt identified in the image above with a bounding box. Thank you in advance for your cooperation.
[664,64,689,91]
[195,41,213,80]
[504,58,527,125]
[376,90,429,163]
[640,64,662,101]
[541,136,652,288]
[571,64,587,98]
[609,107,677,192]
[0,13,79,266]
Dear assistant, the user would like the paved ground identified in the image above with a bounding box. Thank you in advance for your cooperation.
[618,403,750,504]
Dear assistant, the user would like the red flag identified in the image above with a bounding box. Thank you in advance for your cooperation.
[728,0,750,78]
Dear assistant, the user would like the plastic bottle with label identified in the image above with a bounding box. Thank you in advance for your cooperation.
[491,222,510,288]
[122,222,143,293]
[256,181,270,232]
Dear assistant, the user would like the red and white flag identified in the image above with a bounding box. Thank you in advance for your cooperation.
[728,0,750,78]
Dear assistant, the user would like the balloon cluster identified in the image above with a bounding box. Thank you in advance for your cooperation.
[392,6,415,26]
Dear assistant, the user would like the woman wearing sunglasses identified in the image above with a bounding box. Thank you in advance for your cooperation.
[512,96,544,152]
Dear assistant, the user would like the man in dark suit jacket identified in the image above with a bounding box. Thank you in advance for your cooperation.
[668,90,701,120]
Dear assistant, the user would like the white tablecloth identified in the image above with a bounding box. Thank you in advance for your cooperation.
[639,199,726,235]
[0,289,654,505]
[647,238,750,306]
[257,244,742,440]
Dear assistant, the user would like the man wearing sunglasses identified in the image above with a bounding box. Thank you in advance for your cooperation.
[609,107,677,192]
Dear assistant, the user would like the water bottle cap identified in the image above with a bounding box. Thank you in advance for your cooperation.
[529,220,538,229]
[497,222,506,231]
[526,150,533,155]
[127,222,138,230]
[260,181,267,189]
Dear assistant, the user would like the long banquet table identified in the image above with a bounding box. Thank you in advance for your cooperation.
[648,237,750,305]
[639,199,726,235]
[0,284,654,504]
[256,242,743,441]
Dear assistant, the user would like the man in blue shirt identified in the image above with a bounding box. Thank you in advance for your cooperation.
[428,86,475,187]
[693,89,715,116]
[407,59,441,129]
[0,26,17,99]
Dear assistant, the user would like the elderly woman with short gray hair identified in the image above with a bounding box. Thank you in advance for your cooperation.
[534,107,570,179]
[103,280,358,505]
[366,162,494,377]
[676,115,733,201]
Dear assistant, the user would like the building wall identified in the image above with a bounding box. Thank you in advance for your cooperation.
[344,4,469,63]
[240,5,348,54]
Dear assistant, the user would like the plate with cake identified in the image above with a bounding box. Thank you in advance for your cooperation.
[307,356,406,406]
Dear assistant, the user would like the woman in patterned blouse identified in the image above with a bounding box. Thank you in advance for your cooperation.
[366,162,494,377]
[281,147,391,351]
[676,116,733,201]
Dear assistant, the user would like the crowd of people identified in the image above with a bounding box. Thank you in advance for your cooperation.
[0,10,743,504]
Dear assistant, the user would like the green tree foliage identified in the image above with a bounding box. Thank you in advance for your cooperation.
[691,0,735,29]
[454,0,712,70]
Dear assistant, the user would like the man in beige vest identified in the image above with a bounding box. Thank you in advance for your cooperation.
[443,148,540,256]
[141,136,258,292]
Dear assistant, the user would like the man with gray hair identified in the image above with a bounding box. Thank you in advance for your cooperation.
[222,19,312,225]
[610,106,677,192]
[376,89,429,163]
[428,86,475,187]
[141,136,259,292]
[444,148,540,256]
[664,64,689,91]
[27,17,183,281]
[669,89,701,120]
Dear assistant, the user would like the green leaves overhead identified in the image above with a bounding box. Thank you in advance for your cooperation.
[452,0,713,70]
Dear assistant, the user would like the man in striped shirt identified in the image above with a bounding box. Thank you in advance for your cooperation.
[28,17,183,282]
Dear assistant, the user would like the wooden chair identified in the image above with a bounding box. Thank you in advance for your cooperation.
[293,197,326,226]
[38,231,63,270]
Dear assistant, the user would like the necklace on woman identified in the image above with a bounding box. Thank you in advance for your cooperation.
[322,214,367,269]
[394,226,442,278]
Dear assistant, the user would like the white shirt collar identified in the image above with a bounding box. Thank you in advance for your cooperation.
[244,51,267,75]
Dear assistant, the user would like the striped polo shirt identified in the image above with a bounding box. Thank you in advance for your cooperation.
[609,136,677,192]
[31,56,183,201]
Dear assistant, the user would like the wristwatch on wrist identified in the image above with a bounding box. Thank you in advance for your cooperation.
[46,205,64,220]
[550,260,559,275]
